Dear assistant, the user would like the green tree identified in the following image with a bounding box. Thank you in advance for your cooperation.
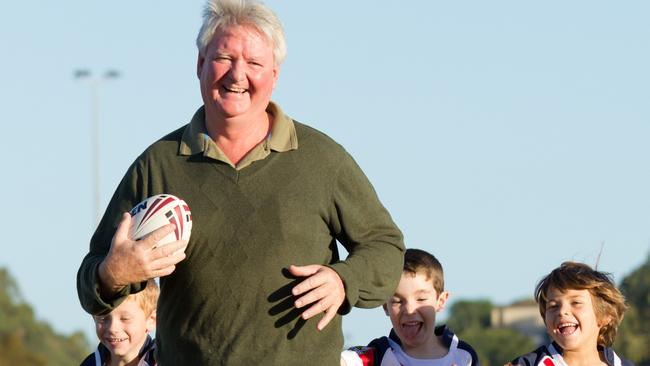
[616,306,648,365]
[0,268,91,366]
[461,327,535,366]
[616,253,650,366]
[0,330,47,366]
[446,299,492,333]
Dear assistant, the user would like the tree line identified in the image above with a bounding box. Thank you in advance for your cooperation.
[0,269,89,365]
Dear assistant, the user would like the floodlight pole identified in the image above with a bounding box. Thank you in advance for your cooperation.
[74,69,121,224]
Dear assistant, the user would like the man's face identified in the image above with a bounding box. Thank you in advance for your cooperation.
[383,272,448,357]
[93,298,155,363]
[544,287,604,352]
[197,25,279,123]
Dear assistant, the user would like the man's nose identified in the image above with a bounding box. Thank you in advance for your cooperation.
[228,60,246,81]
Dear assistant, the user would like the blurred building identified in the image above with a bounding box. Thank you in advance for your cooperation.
[491,299,548,345]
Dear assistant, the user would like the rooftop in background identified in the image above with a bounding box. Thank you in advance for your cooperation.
[491,299,547,345]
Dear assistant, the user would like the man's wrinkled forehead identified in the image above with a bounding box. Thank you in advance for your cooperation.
[204,24,272,54]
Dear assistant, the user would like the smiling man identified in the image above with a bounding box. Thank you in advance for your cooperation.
[77,0,404,364]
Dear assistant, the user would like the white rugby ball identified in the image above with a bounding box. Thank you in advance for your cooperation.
[128,194,192,249]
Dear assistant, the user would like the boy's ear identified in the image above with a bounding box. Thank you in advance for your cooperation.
[598,314,612,328]
[436,291,450,312]
[382,303,389,316]
[146,310,157,333]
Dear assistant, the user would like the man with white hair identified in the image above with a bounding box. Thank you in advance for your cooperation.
[77,0,404,364]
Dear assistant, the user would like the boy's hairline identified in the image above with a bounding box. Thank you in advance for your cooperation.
[127,293,156,315]
[402,248,446,294]
[92,282,159,320]
[91,295,151,318]
[536,264,617,310]
[401,268,446,293]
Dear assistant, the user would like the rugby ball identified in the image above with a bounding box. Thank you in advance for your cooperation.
[128,194,192,248]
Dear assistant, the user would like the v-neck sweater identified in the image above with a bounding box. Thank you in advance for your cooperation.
[78,104,404,365]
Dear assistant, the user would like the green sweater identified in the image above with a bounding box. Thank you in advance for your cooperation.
[77,105,404,365]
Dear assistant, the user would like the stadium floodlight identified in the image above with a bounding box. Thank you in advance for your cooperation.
[74,69,121,224]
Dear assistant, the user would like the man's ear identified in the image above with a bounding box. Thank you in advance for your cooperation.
[197,52,205,79]
[436,291,450,312]
[272,64,280,89]
[382,303,389,316]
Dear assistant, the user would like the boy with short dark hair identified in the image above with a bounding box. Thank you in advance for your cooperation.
[510,261,632,366]
[80,279,158,366]
[341,248,480,366]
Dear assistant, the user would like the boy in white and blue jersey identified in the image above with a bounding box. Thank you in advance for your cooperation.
[80,279,158,366]
[510,262,633,366]
[341,248,479,366]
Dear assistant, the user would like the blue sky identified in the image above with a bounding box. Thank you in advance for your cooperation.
[1,1,649,347]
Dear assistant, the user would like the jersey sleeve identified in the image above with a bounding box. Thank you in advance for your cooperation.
[341,346,377,366]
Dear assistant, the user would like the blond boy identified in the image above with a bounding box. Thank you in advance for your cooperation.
[81,279,158,366]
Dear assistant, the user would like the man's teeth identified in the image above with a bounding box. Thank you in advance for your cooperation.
[108,337,128,342]
[225,86,247,93]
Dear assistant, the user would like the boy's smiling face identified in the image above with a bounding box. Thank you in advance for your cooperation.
[93,297,156,364]
[544,287,605,352]
[384,272,448,357]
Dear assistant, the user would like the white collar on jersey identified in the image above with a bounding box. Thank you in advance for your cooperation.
[537,343,623,366]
